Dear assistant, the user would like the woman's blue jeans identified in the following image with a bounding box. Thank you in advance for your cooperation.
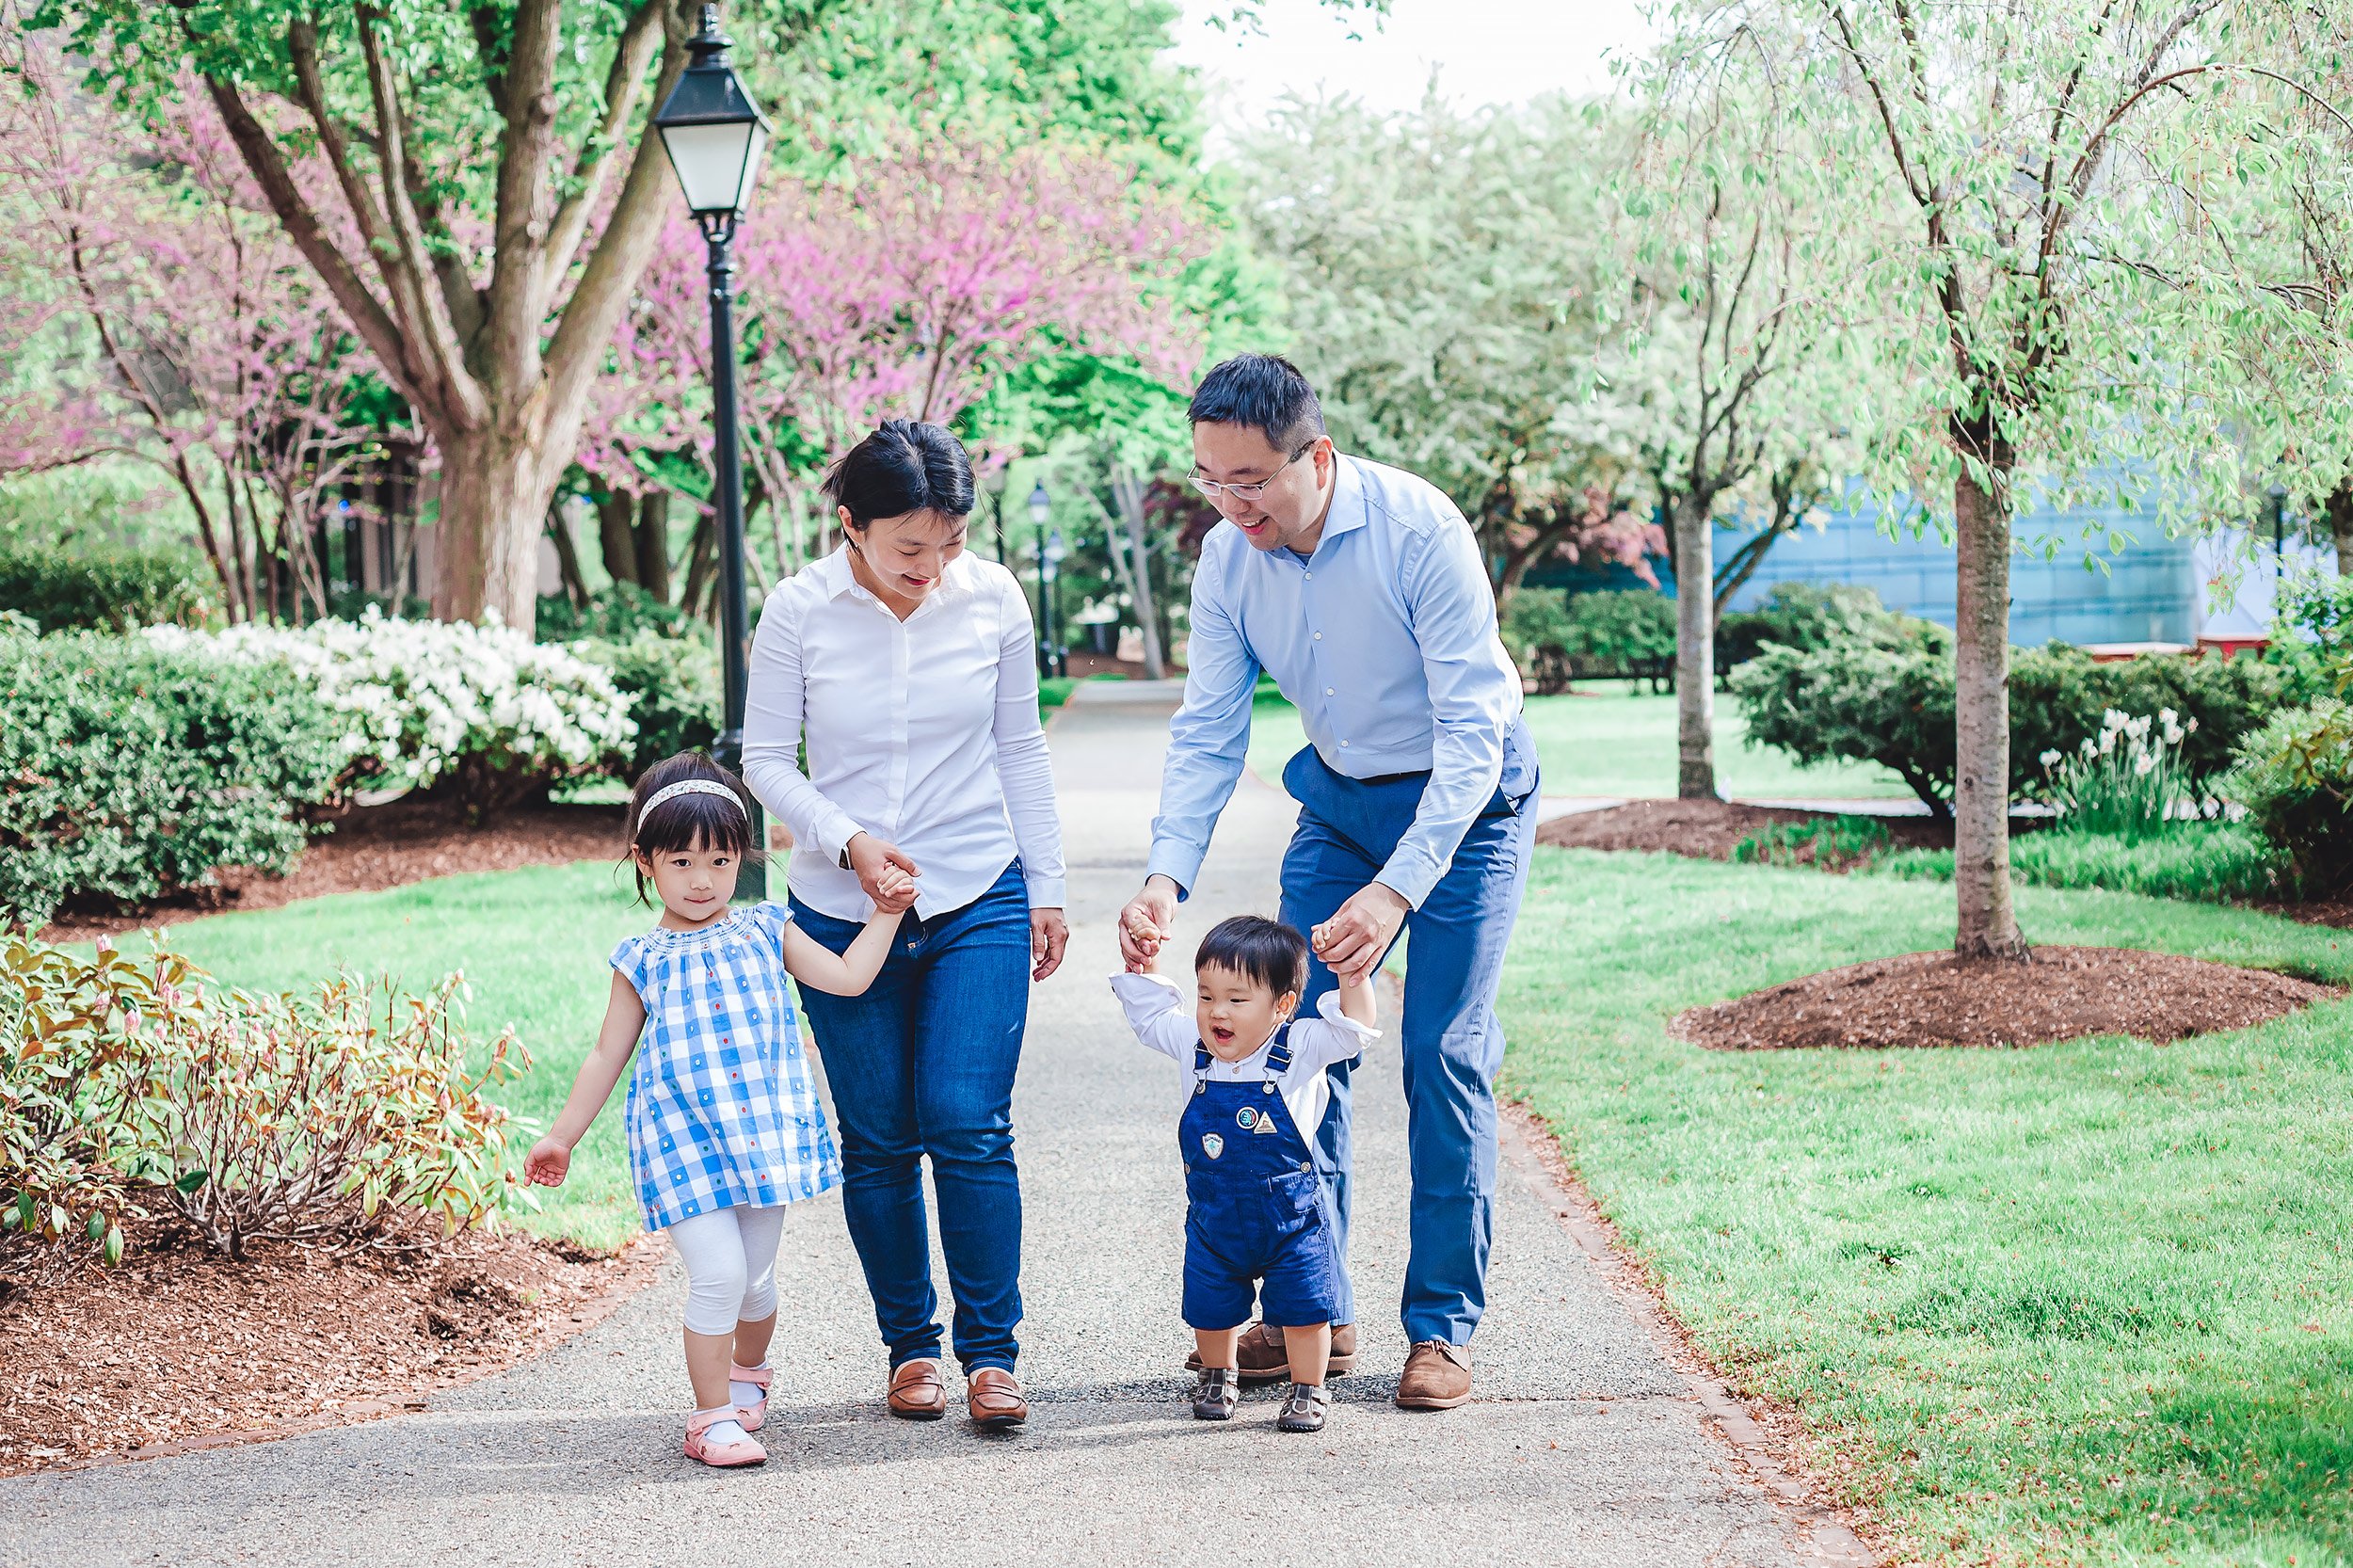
[790,861,1030,1373]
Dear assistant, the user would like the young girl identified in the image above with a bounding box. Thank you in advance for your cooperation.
[525,752,914,1469]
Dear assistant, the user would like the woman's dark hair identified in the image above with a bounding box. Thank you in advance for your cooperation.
[823,419,975,532]
[623,751,760,905]
[1188,353,1327,455]
[1194,915,1310,999]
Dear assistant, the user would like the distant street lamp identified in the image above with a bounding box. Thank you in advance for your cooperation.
[1044,526,1068,679]
[2270,484,2288,558]
[1028,481,1053,676]
[653,3,772,898]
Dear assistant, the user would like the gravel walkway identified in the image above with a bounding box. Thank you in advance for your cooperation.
[2,701,1865,1568]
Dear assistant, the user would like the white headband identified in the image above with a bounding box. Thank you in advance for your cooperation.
[638,778,746,825]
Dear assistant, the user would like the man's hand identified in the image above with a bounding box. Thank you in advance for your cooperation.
[1031,907,1069,982]
[1117,875,1181,972]
[1312,882,1410,985]
[846,831,920,908]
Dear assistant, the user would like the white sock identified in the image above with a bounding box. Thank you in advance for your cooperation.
[696,1406,753,1446]
[729,1362,769,1409]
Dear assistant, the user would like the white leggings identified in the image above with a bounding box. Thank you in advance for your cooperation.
[666,1206,788,1336]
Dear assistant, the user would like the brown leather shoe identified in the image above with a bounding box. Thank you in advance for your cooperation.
[966,1366,1028,1429]
[1185,1321,1357,1383]
[1395,1339,1471,1409]
[887,1358,947,1421]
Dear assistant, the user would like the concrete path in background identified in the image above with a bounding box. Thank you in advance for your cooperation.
[0,700,1865,1568]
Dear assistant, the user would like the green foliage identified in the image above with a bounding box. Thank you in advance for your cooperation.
[0,632,339,931]
[0,538,217,632]
[573,629,721,779]
[1504,850,2353,1565]
[2264,568,2353,702]
[151,970,533,1257]
[1731,814,1894,872]
[0,935,189,1279]
[1873,822,2285,903]
[2222,700,2353,896]
[1715,581,1947,666]
[1735,638,2290,814]
[537,582,697,644]
[1503,588,1677,694]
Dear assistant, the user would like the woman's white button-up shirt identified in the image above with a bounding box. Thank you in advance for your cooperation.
[742,546,1066,923]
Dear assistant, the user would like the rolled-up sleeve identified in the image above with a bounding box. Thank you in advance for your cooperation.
[1374,520,1521,907]
[992,576,1066,909]
[741,583,864,862]
[1146,544,1259,900]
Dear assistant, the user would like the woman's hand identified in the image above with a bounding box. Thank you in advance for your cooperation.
[845,831,920,908]
[523,1136,571,1189]
[1030,907,1069,982]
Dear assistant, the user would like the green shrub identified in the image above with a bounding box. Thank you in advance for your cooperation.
[1503,587,1676,694]
[0,632,341,930]
[0,539,217,632]
[152,970,533,1257]
[1731,814,1896,871]
[1733,641,2288,814]
[2263,568,2353,702]
[575,629,721,777]
[2221,699,2353,894]
[0,934,193,1280]
[537,582,695,643]
[1717,581,1949,667]
[1870,822,2284,903]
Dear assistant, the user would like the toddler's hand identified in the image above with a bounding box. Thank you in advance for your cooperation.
[872,866,919,914]
[524,1136,570,1188]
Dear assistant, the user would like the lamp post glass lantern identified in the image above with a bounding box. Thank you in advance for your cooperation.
[654,3,774,898]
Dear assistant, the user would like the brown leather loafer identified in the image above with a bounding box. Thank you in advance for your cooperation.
[887,1358,947,1421]
[1394,1339,1471,1410]
[966,1366,1028,1430]
[1185,1321,1357,1383]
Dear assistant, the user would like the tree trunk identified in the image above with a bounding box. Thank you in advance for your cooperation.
[1672,492,1718,800]
[547,503,590,611]
[1952,440,2026,960]
[635,490,673,602]
[597,490,640,586]
[1109,467,1167,679]
[432,425,558,629]
[2327,479,2353,577]
[679,503,717,620]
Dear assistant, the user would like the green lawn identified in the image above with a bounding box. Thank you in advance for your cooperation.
[1245,681,1912,799]
[1503,847,2353,1567]
[134,862,653,1249]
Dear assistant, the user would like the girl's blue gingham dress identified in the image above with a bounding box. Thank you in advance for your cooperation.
[611,903,840,1230]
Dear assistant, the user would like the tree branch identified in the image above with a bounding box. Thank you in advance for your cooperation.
[486,0,564,392]
[541,0,669,305]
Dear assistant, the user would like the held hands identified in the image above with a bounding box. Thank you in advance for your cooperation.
[523,1136,571,1189]
[845,832,920,910]
[871,864,919,916]
[1116,876,1180,974]
[1312,881,1410,986]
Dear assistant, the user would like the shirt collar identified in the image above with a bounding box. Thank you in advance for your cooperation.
[1306,453,1369,552]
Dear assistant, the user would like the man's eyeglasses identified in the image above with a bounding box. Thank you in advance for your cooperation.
[1188,444,1314,504]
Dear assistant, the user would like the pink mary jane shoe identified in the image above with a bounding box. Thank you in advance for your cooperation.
[730,1361,772,1432]
[684,1408,767,1469]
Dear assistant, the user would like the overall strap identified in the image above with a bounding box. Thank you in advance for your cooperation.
[1193,1045,1214,1080]
[1264,1020,1295,1079]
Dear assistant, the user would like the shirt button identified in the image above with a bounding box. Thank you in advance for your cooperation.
[1304,571,1312,580]
[1313,632,1322,641]
[1340,740,1351,747]
[1325,688,1335,696]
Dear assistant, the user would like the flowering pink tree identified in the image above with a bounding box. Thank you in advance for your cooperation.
[580,134,1204,591]
[0,35,391,622]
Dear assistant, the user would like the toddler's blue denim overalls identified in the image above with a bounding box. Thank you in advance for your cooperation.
[1179,1024,1343,1331]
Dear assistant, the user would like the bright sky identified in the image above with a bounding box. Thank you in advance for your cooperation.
[1169,0,1654,136]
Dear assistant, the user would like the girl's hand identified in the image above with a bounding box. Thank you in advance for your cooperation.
[1031,906,1068,982]
[524,1136,571,1188]
[872,865,919,915]
[846,832,920,908]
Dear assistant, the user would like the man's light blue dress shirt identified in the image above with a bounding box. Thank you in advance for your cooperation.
[1146,454,1525,908]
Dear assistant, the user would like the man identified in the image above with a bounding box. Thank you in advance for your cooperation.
[1117,354,1538,1410]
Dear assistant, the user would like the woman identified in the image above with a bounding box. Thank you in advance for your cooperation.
[742,419,1067,1431]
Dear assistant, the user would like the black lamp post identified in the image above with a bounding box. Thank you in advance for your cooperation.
[654,4,772,898]
[1027,481,1052,676]
[2270,484,2288,558]
[1044,527,1067,678]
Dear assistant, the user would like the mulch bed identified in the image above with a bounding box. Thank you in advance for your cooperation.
[37,799,630,946]
[0,1217,660,1477]
[1537,799,1960,862]
[1674,945,2338,1051]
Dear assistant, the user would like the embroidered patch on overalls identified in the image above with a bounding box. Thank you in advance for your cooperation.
[1200,1132,1225,1160]
[1236,1106,1258,1130]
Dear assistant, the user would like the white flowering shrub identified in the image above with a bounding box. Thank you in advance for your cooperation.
[147,610,636,817]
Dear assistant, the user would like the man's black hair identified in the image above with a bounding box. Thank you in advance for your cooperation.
[1194,914,1310,998]
[1187,354,1327,456]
